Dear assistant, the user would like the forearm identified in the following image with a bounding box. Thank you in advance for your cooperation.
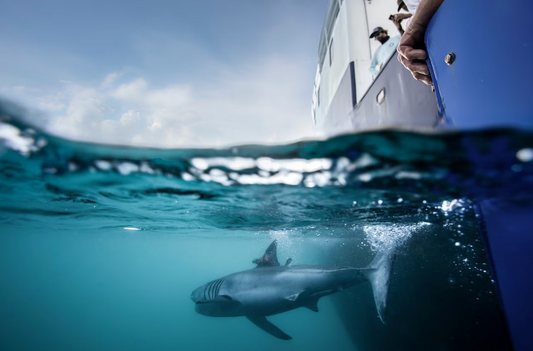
[369,53,379,75]
[396,0,444,84]
[409,0,445,30]
[393,21,405,35]
[390,14,410,35]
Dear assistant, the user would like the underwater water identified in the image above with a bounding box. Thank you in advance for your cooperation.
[1,104,531,350]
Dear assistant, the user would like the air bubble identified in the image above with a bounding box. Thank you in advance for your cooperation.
[516,148,533,162]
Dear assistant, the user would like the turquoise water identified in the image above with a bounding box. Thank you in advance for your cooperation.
[1,104,530,350]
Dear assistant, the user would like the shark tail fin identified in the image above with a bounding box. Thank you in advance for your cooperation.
[362,249,396,324]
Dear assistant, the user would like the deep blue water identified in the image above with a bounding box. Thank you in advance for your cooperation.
[1,103,531,350]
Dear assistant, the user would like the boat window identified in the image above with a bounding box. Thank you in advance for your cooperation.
[318,0,341,72]
[329,39,334,66]
[324,0,340,44]
[318,32,327,72]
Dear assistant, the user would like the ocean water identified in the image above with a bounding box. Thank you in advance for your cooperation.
[1,105,531,350]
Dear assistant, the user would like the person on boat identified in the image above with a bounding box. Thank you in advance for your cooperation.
[389,0,413,35]
[369,27,401,77]
[396,0,445,85]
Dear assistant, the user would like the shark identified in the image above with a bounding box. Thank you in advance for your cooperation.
[191,240,395,340]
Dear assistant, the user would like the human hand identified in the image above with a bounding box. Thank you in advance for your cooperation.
[397,22,432,85]
[393,13,413,23]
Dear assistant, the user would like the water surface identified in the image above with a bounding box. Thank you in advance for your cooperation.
[1,104,528,350]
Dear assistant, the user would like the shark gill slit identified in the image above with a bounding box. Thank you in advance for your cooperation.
[208,280,215,299]
[212,279,219,298]
[209,278,222,299]
[214,278,223,297]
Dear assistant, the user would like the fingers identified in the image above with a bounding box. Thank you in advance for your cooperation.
[395,23,432,85]
[397,45,427,61]
[397,53,430,75]
[412,71,433,85]
[397,53,432,85]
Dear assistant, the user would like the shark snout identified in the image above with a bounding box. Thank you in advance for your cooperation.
[191,287,204,303]
[191,287,219,316]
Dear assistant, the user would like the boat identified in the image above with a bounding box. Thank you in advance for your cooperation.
[314,1,533,350]
[311,0,439,136]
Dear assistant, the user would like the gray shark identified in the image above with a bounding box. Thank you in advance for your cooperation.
[191,240,395,340]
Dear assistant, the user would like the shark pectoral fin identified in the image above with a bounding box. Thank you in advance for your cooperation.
[304,298,319,312]
[246,315,292,340]
[284,293,299,301]
[284,289,332,307]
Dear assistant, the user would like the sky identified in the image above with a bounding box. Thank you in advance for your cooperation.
[0,0,330,148]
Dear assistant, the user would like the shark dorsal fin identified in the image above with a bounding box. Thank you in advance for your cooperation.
[252,240,280,267]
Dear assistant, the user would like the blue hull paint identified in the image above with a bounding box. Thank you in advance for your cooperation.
[427,1,533,349]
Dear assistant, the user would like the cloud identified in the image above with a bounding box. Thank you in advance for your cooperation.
[100,110,142,138]
[37,54,317,148]
[44,79,199,146]
[0,0,326,148]
[49,87,112,140]
[120,110,141,126]
[111,78,147,101]
[101,72,120,89]
[38,101,65,112]
[146,85,191,110]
